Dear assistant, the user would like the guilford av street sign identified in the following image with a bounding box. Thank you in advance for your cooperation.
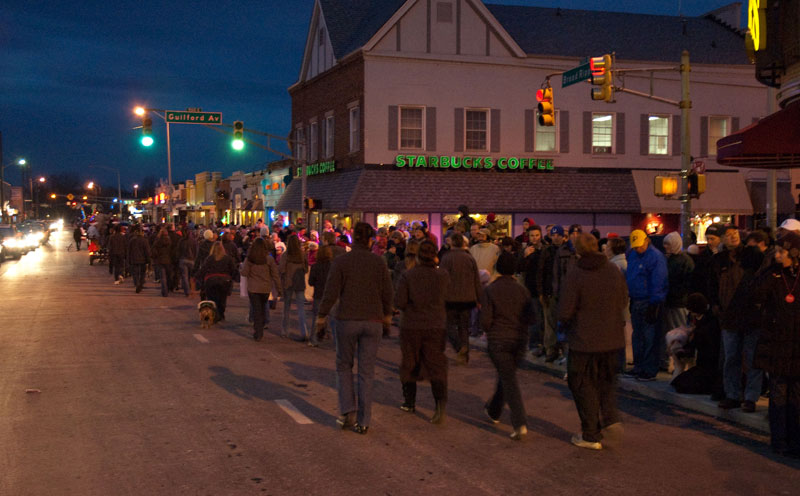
[165,110,222,124]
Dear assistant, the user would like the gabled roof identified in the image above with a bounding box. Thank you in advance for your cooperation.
[485,4,749,65]
[319,0,409,59]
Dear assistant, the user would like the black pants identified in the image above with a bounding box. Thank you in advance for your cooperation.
[206,278,231,322]
[248,292,269,339]
[446,303,473,353]
[486,339,527,429]
[131,263,146,290]
[110,254,124,281]
[769,375,800,455]
[74,237,81,250]
[399,328,448,393]
[567,349,621,443]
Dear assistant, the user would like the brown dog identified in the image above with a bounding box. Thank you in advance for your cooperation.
[198,300,217,328]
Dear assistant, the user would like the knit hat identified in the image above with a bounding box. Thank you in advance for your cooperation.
[705,223,724,238]
[777,231,800,255]
[686,293,709,315]
[486,213,496,223]
[523,217,535,225]
[629,229,648,248]
[203,229,214,241]
[549,225,564,236]
[663,232,683,254]
[780,218,800,233]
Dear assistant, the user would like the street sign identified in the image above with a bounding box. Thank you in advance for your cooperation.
[562,63,592,88]
[691,159,706,174]
[165,111,222,125]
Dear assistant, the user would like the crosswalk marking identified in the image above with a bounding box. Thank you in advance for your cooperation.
[275,399,313,424]
[193,334,209,343]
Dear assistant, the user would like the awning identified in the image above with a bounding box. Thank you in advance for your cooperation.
[277,167,641,213]
[747,181,796,215]
[632,170,753,215]
[251,199,264,211]
[716,102,800,168]
[242,200,253,211]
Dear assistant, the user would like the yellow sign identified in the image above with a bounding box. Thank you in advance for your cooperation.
[748,0,766,51]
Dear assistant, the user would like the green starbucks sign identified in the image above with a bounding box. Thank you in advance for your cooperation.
[394,155,554,171]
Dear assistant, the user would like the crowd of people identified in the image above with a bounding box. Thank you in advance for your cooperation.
[70,208,800,456]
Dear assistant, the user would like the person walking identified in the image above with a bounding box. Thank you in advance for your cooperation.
[127,225,151,293]
[625,230,668,381]
[315,222,394,435]
[394,241,450,424]
[151,229,173,297]
[196,241,238,323]
[559,233,628,450]
[308,245,333,344]
[440,233,483,365]
[240,238,282,342]
[73,223,83,251]
[177,229,198,297]
[482,251,535,440]
[279,234,309,341]
[107,226,127,284]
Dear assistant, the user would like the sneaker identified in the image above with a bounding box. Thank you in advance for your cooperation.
[484,405,500,424]
[742,400,756,413]
[718,398,741,410]
[351,423,369,435]
[636,375,656,382]
[571,433,602,450]
[399,403,415,413]
[510,425,528,441]
[336,413,355,429]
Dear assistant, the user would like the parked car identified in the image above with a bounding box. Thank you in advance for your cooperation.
[0,224,25,260]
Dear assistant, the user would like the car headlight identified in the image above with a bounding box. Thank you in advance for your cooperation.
[3,238,18,248]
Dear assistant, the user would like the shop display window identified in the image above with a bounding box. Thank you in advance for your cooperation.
[441,213,511,239]
[376,213,429,230]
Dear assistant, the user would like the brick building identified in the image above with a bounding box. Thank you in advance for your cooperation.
[278,0,788,240]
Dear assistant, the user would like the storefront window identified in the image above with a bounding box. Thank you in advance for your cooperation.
[376,213,429,230]
[441,213,511,239]
[323,213,354,231]
[692,213,733,244]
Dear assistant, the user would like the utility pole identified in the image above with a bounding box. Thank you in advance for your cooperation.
[766,87,778,229]
[679,50,692,248]
[0,130,5,223]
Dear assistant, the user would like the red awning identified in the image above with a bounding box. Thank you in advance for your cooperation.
[716,102,800,168]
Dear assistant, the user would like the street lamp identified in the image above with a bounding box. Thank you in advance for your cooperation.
[35,177,45,218]
[134,184,139,198]
[17,158,33,220]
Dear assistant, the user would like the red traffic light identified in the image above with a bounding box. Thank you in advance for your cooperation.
[536,89,545,102]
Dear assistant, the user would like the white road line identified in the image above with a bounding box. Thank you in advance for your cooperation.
[193,334,209,343]
[275,399,313,424]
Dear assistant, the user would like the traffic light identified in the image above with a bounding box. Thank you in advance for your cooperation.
[688,173,706,197]
[232,121,244,150]
[654,175,678,197]
[590,54,614,102]
[536,87,555,127]
[141,117,154,147]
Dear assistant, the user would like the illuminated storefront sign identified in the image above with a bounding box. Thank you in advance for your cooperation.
[394,155,554,171]
[305,161,336,176]
[748,0,766,51]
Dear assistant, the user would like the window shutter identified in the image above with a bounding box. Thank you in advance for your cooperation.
[616,112,625,155]
[559,110,569,153]
[454,108,464,152]
[672,115,681,156]
[491,109,501,152]
[700,116,708,156]
[388,106,398,150]
[524,109,534,153]
[732,117,740,132]
[640,114,649,156]
[582,111,591,154]
[426,107,437,151]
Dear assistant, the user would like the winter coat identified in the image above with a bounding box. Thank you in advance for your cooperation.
[558,252,628,353]
[719,247,765,333]
[439,248,483,304]
[666,252,695,308]
[308,259,331,300]
[127,234,151,265]
[196,255,237,285]
[552,242,577,298]
[625,245,668,303]
[517,244,551,298]
[107,233,127,257]
[394,264,450,330]
[194,240,214,272]
[241,255,281,296]
[177,236,198,263]
[754,264,800,377]
[710,245,744,312]
[481,275,534,344]
[469,241,500,275]
[151,236,172,265]
[279,256,307,292]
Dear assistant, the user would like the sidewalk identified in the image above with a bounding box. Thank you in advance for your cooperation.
[469,335,770,435]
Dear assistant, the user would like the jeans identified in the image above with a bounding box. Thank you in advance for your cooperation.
[630,300,660,378]
[179,259,194,296]
[282,289,308,339]
[446,304,473,354]
[335,320,381,426]
[541,295,559,354]
[110,254,125,281]
[131,263,146,290]
[769,376,800,454]
[156,264,172,297]
[567,350,621,442]
[721,330,764,402]
[527,296,544,350]
[486,339,527,429]
[248,292,269,339]
[308,298,322,343]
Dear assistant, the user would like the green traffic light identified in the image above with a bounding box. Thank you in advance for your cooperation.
[232,139,244,151]
[141,136,154,147]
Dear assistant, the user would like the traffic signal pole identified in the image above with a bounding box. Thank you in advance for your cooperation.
[679,50,692,249]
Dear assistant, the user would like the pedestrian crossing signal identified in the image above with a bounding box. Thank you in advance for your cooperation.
[688,173,706,197]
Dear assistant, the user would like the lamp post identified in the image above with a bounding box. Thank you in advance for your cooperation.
[87,164,121,217]
[134,106,173,225]
[36,176,45,219]
[134,184,139,198]
[17,158,33,220]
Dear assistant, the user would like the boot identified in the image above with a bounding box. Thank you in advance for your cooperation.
[430,381,447,424]
[400,382,416,412]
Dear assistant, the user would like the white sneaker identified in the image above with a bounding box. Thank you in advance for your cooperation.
[114,280,121,285]
[510,425,527,441]
[571,433,602,450]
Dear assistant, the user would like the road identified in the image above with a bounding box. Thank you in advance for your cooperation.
[1,230,798,495]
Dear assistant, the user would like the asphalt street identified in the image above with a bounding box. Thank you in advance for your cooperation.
[1,230,798,496]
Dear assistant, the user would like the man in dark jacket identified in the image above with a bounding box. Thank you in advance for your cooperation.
[107,226,128,284]
[517,225,553,357]
[559,233,627,450]
[316,222,394,435]
[127,226,151,293]
[439,232,483,365]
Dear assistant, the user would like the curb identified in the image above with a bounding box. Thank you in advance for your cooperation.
[469,336,770,435]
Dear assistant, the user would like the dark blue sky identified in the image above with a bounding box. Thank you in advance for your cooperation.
[0,0,744,192]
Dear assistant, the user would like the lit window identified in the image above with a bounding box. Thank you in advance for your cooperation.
[535,110,558,152]
[324,115,334,158]
[708,116,730,156]
[466,109,488,151]
[400,107,424,150]
[592,113,614,154]
[648,115,669,155]
[349,106,360,153]
[309,121,318,162]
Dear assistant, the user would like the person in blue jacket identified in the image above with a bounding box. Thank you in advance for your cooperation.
[624,230,668,381]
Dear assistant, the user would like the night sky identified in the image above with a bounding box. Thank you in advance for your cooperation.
[1,0,746,193]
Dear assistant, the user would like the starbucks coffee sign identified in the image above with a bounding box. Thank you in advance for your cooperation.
[394,155,554,171]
